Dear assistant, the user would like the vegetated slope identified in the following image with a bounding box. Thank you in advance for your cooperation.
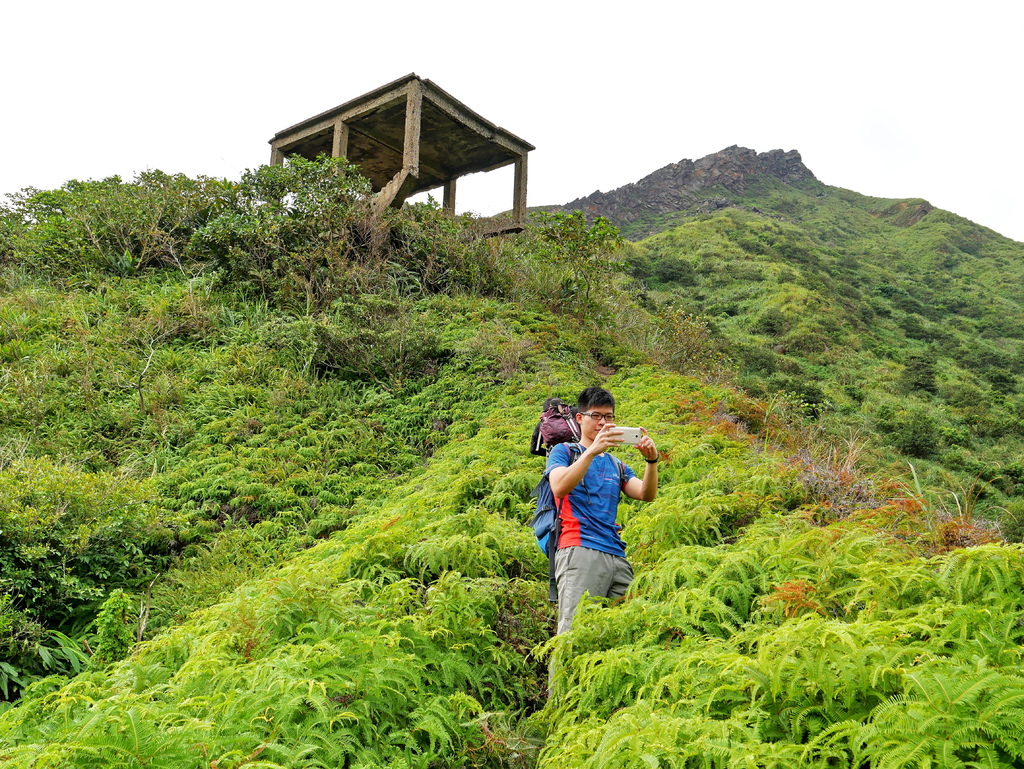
[7,342,1024,767]
[2,159,1024,767]
[568,146,1024,537]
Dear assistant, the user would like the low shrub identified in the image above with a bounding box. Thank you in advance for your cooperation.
[9,171,227,276]
[0,456,178,628]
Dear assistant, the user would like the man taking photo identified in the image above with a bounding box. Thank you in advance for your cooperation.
[547,386,659,633]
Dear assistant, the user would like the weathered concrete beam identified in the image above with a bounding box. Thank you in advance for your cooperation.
[419,79,533,157]
[269,122,334,160]
[335,91,407,125]
[376,168,422,211]
[346,123,451,180]
[270,86,408,145]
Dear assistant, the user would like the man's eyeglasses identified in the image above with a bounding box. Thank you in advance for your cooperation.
[579,412,615,422]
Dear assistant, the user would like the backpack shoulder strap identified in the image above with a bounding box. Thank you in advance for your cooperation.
[614,456,627,490]
[566,443,583,465]
[542,442,579,480]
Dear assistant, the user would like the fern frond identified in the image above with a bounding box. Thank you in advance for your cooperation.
[939,543,1024,604]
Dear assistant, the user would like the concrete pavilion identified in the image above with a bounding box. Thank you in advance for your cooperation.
[269,74,534,233]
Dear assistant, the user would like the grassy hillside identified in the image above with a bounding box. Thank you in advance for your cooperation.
[3,159,1024,767]
[624,176,1024,537]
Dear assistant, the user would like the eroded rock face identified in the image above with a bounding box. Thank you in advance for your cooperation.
[561,146,815,237]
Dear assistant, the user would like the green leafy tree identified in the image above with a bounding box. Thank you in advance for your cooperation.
[534,210,624,314]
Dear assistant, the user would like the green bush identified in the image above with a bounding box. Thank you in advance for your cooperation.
[751,306,788,336]
[0,622,87,706]
[651,256,697,286]
[188,156,376,308]
[0,201,22,267]
[91,590,135,665]
[0,456,177,626]
[188,157,517,312]
[876,403,941,458]
[256,296,447,386]
[900,351,938,394]
[734,343,778,375]
[9,171,227,276]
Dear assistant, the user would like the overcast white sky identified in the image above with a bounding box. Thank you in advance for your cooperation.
[3,0,1021,242]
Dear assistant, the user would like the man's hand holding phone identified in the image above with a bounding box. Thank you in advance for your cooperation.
[593,423,658,462]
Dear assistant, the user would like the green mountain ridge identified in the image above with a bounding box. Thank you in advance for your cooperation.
[560,145,1020,245]
[3,156,1024,766]
[558,148,1024,537]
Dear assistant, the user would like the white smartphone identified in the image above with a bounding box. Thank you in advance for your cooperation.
[612,427,643,446]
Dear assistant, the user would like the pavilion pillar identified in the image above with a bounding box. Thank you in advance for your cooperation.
[332,121,349,158]
[443,178,457,214]
[512,154,528,227]
[402,83,423,179]
[375,86,426,210]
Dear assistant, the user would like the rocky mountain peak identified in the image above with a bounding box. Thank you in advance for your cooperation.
[561,146,815,239]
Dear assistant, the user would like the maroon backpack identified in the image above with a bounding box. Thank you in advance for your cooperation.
[530,397,582,456]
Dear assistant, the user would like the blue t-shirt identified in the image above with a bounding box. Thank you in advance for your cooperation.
[546,443,636,557]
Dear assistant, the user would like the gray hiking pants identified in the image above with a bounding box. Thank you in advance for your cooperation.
[554,546,634,634]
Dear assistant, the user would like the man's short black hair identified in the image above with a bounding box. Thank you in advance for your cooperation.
[577,387,615,412]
